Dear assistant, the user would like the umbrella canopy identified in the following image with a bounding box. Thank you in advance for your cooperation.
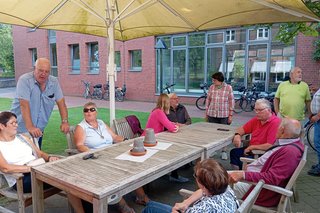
[0,0,319,124]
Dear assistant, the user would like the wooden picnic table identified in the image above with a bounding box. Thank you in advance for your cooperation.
[31,139,202,213]
[156,122,237,159]
[31,122,236,213]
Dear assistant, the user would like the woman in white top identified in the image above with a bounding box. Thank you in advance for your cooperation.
[0,111,86,213]
[74,102,149,213]
[74,102,125,152]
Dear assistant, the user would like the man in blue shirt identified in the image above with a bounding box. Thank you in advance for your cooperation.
[11,58,69,148]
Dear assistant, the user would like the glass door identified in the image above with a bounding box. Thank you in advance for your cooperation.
[172,49,186,92]
[207,47,223,84]
[247,44,268,91]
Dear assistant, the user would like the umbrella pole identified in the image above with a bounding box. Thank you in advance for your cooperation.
[107,0,116,127]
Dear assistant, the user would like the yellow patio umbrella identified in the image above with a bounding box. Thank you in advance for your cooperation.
[0,0,319,124]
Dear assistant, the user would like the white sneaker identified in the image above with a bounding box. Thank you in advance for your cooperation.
[221,151,228,160]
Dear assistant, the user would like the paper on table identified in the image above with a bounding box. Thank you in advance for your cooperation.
[115,148,158,162]
[147,141,172,150]
[129,141,172,150]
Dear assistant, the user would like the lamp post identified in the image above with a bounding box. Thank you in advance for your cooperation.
[155,38,166,93]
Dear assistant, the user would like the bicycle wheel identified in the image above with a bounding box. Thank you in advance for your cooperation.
[115,90,124,102]
[196,96,206,110]
[233,99,243,113]
[242,97,255,112]
[306,123,316,151]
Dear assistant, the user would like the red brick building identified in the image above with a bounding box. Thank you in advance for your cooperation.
[12,26,320,104]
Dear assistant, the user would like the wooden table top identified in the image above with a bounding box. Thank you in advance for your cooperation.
[156,122,237,149]
[32,139,203,202]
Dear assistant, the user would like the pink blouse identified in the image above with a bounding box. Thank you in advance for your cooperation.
[142,108,177,135]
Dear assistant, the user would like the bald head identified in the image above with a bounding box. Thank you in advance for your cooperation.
[34,58,51,85]
[277,117,301,139]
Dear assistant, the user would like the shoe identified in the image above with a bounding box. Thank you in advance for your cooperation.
[169,175,189,183]
[221,151,228,160]
[308,165,320,176]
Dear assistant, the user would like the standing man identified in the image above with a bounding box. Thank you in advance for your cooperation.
[308,87,320,176]
[11,58,69,148]
[274,67,311,121]
[167,93,191,127]
[166,93,191,183]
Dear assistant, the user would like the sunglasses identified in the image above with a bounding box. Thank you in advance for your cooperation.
[83,107,97,113]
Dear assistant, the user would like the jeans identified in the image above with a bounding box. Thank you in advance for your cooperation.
[142,201,172,213]
[230,147,254,170]
[207,116,228,125]
[315,120,320,164]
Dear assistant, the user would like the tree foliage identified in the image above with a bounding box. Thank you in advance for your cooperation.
[0,24,14,74]
[276,0,320,60]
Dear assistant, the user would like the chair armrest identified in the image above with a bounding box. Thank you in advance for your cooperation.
[179,188,193,199]
[10,173,24,179]
[240,157,255,164]
[251,150,265,155]
[242,181,293,197]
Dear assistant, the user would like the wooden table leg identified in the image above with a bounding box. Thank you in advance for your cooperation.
[93,197,108,213]
[31,169,44,213]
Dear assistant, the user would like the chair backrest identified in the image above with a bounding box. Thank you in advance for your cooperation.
[65,125,79,155]
[236,180,265,213]
[113,117,136,139]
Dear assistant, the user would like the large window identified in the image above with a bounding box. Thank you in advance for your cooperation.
[88,42,99,73]
[30,48,37,67]
[129,50,142,71]
[156,25,295,95]
[70,44,80,73]
[115,51,121,71]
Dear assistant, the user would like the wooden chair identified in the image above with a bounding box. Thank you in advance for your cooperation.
[0,166,63,213]
[65,125,79,156]
[239,145,308,212]
[113,117,140,139]
[179,180,264,213]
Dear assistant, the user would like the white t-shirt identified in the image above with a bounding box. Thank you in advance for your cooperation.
[0,136,36,186]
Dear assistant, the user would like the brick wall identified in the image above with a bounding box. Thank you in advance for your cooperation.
[296,34,320,89]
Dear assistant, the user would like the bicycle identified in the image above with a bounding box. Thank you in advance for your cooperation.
[241,84,259,112]
[82,80,91,99]
[91,84,103,100]
[304,121,315,151]
[162,82,175,94]
[233,86,247,114]
[103,82,126,102]
[195,82,208,110]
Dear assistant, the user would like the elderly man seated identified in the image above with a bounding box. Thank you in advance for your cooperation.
[229,117,304,207]
[230,98,281,170]
[166,93,191,183]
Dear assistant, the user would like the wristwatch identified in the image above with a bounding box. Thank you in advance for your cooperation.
[61,119,68,123]
[234,133,241,136]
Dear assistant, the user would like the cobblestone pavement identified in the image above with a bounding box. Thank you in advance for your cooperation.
[0,87,319,213]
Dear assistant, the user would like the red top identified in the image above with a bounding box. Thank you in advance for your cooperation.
[244,141,304,207]
[142,109,177,135]
[243,114,281,146]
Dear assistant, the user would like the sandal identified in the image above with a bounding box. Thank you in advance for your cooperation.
[135,194,150,206]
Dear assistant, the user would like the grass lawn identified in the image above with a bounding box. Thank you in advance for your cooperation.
[0,98,203,155]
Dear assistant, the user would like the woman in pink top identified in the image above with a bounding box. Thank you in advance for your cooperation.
[143,94,179,135]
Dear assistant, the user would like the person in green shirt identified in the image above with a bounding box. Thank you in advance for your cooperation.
[274,67,311,121]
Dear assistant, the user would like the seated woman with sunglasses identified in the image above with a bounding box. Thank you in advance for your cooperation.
[74,102,148,213]
[142,159,238,213]
[0,111,86,213]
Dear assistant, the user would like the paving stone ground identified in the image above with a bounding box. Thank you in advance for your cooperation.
[0,87,319,213]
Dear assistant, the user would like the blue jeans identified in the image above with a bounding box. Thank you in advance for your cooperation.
[142,201,172,213]
[314,120,320,164]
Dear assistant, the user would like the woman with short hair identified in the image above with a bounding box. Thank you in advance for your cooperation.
[142,159,238,213]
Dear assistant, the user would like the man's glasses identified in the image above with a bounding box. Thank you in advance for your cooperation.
[254,108,267,113]
[83,107,97,113]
